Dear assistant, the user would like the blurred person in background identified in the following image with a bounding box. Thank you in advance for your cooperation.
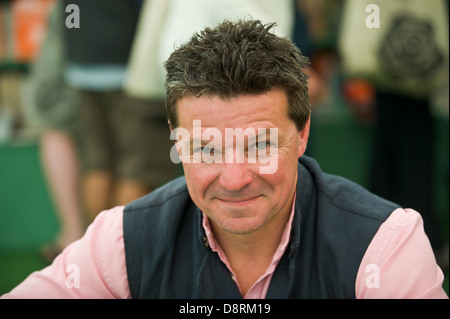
[339,0,449,270]
[22,1,84,261]
[62,0,179,222]
[124,0,326,110]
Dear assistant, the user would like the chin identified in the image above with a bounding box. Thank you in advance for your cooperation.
[211,209,270,235]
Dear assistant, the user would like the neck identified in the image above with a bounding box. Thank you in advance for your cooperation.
[209,190,295,297]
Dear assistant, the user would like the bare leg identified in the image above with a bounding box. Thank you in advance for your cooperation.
[39,130,85,250]
[82,170,114,222]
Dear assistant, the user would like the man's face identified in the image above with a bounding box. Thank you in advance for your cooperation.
[175,88,310,235]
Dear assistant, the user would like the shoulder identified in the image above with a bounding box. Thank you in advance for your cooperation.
[295,156,401,297]
[122,176,195,242]
[121,176,198,298]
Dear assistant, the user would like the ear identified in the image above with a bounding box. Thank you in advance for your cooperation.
[297,117,310,158]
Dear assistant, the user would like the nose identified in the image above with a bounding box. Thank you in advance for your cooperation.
[218,163,253,192]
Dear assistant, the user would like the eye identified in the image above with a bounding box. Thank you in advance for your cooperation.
[247,140,272,156]
[201,146,215,155]
[256,141,271,150]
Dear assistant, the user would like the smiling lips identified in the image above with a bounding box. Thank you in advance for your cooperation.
[216,195,261,206]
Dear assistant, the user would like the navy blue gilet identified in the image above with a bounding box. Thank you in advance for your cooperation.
[123,156,399,298]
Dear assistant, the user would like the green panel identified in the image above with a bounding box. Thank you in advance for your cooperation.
[0,142,58,250]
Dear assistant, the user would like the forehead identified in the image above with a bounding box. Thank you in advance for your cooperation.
[176,89,292,130]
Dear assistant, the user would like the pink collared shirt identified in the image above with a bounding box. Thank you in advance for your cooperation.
[2,206,448,299]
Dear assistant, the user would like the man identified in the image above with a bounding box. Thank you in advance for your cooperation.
[2,20,447,299]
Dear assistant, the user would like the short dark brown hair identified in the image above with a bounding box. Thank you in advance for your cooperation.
[164,19,311,130]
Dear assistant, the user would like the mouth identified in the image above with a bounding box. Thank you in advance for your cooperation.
[216,195,261,207]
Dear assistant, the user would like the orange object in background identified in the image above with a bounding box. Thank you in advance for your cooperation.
[0,7,7,60]
[11,0,55,63]
[342,79,375,106]
[342,78,377,125]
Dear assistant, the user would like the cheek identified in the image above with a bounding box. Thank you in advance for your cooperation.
[183,163,218,202]
[266,152,298,192]
[265,165,290,191]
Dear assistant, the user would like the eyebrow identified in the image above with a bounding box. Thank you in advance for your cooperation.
[188,129,279,146]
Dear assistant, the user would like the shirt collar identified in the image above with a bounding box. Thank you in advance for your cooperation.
[201,193,296,267]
